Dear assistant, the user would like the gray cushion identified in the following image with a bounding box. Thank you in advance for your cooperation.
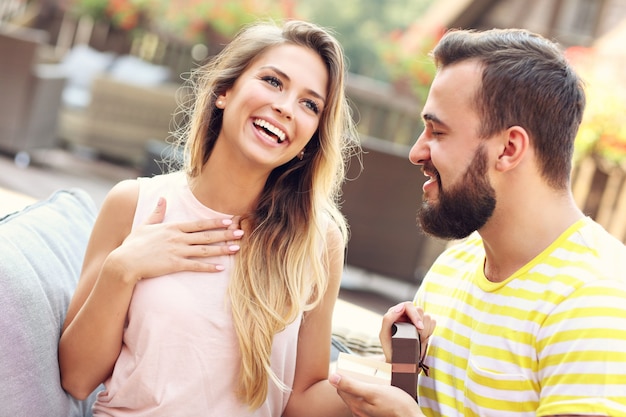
[0,189,99,417]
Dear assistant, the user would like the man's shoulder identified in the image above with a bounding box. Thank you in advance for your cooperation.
[439,232,485,259]
[575,217,626,278]
[425,232,485,277]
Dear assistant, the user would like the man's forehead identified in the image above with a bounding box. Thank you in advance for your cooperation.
[423,64,481,116]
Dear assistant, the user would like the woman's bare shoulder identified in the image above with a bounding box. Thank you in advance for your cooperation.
[92,179,140,242]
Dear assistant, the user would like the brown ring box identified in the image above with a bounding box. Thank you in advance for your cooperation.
[391,322,420,402]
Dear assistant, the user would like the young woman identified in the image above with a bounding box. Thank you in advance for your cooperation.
[59,20,359,416]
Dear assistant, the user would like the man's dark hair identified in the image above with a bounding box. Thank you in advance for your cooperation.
[432,28,586,189]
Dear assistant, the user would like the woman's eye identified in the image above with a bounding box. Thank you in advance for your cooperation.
[262,76,282,88]
[304,99,320,114]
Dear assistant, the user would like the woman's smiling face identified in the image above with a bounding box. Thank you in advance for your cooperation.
[216,43,328,170]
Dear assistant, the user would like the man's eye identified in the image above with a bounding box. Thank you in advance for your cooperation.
[262,76,282,88]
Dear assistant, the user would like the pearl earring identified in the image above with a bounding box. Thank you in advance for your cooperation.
[216,99,224,108]
[297,149,305,160]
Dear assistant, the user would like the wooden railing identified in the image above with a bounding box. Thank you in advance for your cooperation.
[572,156,626,243]
[346,72,423,147]
[0,0,27,25]
[2,3,201,80]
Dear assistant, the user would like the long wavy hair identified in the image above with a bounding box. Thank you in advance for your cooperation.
[173,20,358,409]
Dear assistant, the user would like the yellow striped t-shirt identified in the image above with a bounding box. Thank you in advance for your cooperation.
[415,217,626,417]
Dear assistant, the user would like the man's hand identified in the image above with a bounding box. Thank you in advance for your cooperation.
[329,373,425,417]
[380,302,436,364]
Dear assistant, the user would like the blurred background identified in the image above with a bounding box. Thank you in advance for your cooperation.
[1,0,626,313]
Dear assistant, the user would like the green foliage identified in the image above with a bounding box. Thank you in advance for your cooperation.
[294,0,434,81]
[376,29,441,102]
[156,0,285,42]
[69,0,285,40]
[69,0,151,30]
[70,0,436,90]
[70,0,109,21]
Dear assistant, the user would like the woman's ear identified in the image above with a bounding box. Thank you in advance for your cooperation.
[495,126,529,173]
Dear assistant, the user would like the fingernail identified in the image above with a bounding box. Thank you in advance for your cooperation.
[157,197,164,207]
[215,265,225,271]
[394,304,403,313]
[222,219,233,226]
[233,230,244,237]
[228,245,240,251]
[329,373,341,385]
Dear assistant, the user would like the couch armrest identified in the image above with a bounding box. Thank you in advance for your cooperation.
[0,189,100,417]
[0,188,36,217]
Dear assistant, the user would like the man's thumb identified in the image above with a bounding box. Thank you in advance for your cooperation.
[329,372,356,394]
[146,197,166,224]
[329,373,342,388]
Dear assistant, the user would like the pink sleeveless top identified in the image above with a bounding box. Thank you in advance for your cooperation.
[93,172,301,416]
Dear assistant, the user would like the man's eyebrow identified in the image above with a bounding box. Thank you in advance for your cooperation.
[422,113,448,128]
[260,65,326,103]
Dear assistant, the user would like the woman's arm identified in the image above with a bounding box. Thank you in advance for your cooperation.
[59,180,139,399]
[282,222,351,417]
[59,179,243,399]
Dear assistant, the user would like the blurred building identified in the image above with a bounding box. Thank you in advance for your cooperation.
[401,0,626,50]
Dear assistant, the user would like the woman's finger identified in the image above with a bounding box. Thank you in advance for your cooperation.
[177,217,234,234]
[144,197,167,225]
[188,228,244,245]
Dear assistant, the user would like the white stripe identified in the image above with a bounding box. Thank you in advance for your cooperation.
[541,382,626,397]
[528,262,595,282]
[540,338,626,356]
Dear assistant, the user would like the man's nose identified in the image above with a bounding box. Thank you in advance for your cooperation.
[409,131,428,165]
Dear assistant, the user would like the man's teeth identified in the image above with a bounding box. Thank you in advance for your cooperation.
[254,119,286,143]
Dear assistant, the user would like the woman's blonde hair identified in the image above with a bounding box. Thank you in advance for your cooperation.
[174,20,358,409]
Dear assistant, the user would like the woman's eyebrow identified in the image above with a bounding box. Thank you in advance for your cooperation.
[260,65,326,103]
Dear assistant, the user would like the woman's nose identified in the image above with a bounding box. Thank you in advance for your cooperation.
[272,99,294,120]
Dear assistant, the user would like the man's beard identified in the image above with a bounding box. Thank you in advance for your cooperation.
[418,146,496,240]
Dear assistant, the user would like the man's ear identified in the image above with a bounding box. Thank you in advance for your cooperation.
[495,126,529,172]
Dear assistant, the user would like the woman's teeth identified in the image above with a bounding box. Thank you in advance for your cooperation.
[253,119,286,143]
